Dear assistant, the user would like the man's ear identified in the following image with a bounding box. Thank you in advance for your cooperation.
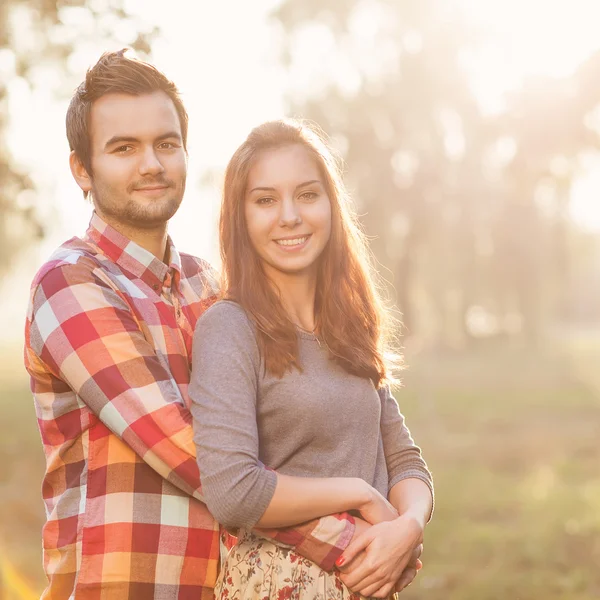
[69,151,92,196]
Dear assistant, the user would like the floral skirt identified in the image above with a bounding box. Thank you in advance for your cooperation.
[215,531,394,600]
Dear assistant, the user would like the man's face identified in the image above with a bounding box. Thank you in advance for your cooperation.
[83,91,187,229]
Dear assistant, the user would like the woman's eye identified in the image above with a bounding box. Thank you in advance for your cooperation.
[256,197,275,205]
[299,191,317,201]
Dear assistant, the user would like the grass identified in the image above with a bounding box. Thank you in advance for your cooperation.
[398,343,600,600]
[1,340,600,598]
[0,360,46,593]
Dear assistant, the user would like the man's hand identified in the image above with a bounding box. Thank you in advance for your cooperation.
[338,542,422,596]
[394,544,423,593]
[335,514,423,598]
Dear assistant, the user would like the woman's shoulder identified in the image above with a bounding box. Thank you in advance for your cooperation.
[197,299,252,328]
[195,300,256,343]
[192,300,262,377]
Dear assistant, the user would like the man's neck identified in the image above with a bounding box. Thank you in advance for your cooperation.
[96,211,169,263]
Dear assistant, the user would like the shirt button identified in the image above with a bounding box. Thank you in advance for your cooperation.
[152,284,159,291]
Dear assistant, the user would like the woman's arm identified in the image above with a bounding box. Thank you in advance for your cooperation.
[190,301,395,530]
[378,384,434,512]
[336,386,434,598]
[388,477,433,529]
[257,473,396,528]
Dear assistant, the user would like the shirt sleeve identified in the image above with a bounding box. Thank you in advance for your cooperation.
[189,301,278,528]
[378,384,434,505]
[189,301,354,570]
[28,258,205,500]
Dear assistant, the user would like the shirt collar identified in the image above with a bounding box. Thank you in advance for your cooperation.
[85,212,182,290]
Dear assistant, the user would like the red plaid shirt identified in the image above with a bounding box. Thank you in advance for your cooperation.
[24,213,354,600]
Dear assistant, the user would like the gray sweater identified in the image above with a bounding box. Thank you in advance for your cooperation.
[189,301,432,530]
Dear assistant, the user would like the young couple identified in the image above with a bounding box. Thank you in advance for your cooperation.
[24,50,433,600]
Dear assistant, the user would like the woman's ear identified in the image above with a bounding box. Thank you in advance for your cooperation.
[69,151,92,196]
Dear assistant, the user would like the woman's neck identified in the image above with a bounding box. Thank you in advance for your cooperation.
[266,267,317,331]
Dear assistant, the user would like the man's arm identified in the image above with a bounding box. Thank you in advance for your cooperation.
[27,258,353,570]
[255,514,355,572]
[27,259,207,499]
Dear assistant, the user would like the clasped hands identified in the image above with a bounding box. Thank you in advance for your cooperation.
[335,502,424,598]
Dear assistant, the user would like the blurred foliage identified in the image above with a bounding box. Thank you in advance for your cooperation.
[0,0,157,277]
[273,0,600,346]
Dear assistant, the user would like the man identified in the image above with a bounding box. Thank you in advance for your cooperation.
[24,50,422,599]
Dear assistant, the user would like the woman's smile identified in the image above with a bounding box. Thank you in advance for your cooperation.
[273,234,312,250]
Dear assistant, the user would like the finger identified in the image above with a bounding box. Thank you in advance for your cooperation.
[366,581,395,599]
[339,563,382,592]
[350,560,400,596]
[344,546,411,591]
[415,559,423,571]
[337,548,366,574]
[395,566,417,592]
[336,531,374,569]
[359,578,395,598]
[405,544,423,569]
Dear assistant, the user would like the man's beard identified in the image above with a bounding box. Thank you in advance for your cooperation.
[91,178,185,229]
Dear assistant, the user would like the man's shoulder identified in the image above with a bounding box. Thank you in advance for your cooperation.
[30,236,104,293]
[179,251,215,276]
[179,252,220,296]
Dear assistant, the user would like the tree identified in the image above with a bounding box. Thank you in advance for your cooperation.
[273,0,491,341]
[0,0,157,276]
[273,0,600,345]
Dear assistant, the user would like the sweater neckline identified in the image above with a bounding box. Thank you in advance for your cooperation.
[296,328,322,343]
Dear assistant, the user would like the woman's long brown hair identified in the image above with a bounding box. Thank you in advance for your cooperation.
[220,119,396,387]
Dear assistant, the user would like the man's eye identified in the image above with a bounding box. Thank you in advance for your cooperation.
[114,145,133,153]
[159,142,178,149]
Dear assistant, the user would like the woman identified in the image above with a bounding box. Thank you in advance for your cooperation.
[189,119,433,599]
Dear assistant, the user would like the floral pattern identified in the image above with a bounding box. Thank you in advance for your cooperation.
[216,532,395,600]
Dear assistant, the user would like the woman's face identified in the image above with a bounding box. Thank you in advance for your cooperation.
[244,143,332,282]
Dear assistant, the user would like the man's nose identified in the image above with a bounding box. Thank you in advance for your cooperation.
[139,147,165,176]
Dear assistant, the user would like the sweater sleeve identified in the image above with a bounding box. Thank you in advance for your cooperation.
[378,384,434,504]
[189,301,278,529]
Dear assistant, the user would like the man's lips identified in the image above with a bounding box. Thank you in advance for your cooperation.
[131,184,172,196]
[134,185,169,191]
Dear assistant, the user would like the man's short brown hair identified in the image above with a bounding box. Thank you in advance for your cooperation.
[66,49,188,176]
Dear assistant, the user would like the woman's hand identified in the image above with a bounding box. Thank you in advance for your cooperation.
[336,512,424,598]
[358,486,399,525]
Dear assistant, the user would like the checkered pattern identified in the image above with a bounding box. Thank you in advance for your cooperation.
[24,213,354,600]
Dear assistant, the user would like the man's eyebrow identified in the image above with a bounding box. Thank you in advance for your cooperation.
[248,180,322,194]
[104,135,139,150]
[155,131,183,143]
[104,131,182,150]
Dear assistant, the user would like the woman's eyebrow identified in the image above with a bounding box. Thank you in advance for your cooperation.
[248,180,322,194]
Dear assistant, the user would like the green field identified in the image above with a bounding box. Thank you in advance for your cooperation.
[400,343,600,600]
[1,341,599,598]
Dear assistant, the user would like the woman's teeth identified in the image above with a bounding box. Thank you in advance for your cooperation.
[276,237,308,247]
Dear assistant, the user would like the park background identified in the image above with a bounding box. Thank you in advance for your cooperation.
[2,1,600,598]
